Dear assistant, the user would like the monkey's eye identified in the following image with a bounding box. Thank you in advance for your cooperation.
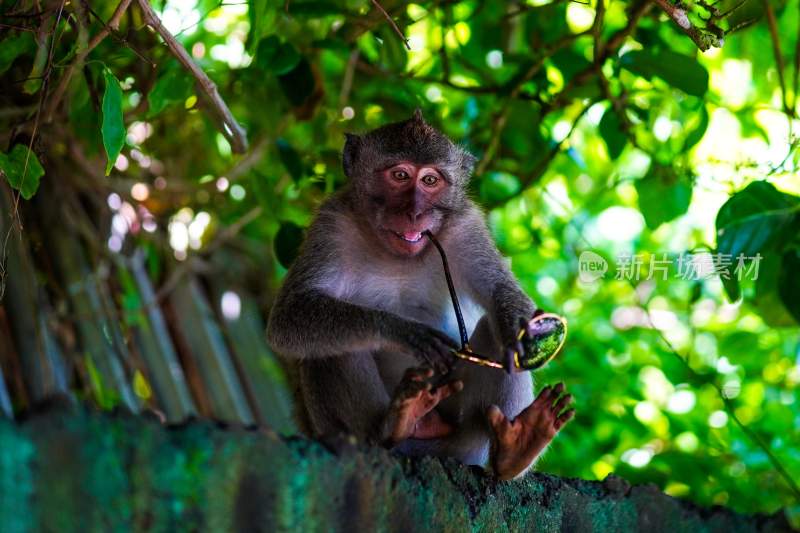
[421,174,439,187]
[392,169,410,181]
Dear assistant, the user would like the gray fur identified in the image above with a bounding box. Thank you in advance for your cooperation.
[267,112,537,473]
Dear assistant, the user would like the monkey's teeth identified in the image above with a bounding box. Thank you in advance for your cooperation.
[396,231,423,243]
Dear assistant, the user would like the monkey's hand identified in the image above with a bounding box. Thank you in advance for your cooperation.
[487,382,575,480]
[501,313,543,373]
[381,366,463,446]
[386,320,460,374]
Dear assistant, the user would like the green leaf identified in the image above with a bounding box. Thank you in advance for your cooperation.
[620,49,709,97]
[501,101,543,158]
[718,331,761,365]
[247,0,278,52]
[739,112,770,143]
[725,0,764,33]
[551,48,593,80]
[683,104,709,150]
[377,27,407,71]
[276,139,304,181]
[715,182,799,302]
[634,167,692,229]
[753,252,796,327]
[289,1,343,17]
[255,36,302,76]
[522,1,568,44]
[778,248,800,324]
[278,59,316,107]
[599,108,626,160]
[101,68,125,175]
[147,68,194,117]
[0,32,35,75]
[0,144,45,200]
[479,172,521,204]
[274,222,305,268]
[719,274,741,302]
[715,181,799,259]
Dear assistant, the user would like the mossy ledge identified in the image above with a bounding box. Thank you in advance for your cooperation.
[0,403,792,532]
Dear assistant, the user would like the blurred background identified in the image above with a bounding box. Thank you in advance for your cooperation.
[0,0,798,524]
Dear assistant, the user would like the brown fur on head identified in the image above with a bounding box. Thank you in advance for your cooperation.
[342,109,476,202]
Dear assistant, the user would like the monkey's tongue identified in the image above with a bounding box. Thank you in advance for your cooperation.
[402,231,422,242]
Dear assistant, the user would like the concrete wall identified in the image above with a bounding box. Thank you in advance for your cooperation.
[0,403,791,532]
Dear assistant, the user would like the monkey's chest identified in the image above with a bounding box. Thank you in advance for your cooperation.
[344,269,483,345]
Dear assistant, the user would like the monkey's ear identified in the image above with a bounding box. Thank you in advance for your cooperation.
[462,151,478,176]
[412,108,425,123]
[342,133,361,178]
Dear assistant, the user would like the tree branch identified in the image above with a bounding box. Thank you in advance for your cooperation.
[642,307,800,502]
[475,28,594,176]
[761,0,791,115]
[369,0,411,50]
[518,100,593,190]
[135,0,249,153]
[226,115,290,182]
[44,0,133,122]
[651,0,722,52]
[338,49,360,107]
[548,0,651,112]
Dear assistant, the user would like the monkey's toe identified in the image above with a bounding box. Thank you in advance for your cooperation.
[382,368,463,446]
[488,384,575,480]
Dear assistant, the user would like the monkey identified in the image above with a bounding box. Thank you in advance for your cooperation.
[267,110,574,480]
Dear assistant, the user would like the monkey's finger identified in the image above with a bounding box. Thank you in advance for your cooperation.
[434,353,455,376]
[515,339,525,361]
[403,366,433,383]
[554,408,575,431]
[423,352,440,370]
[503,347,516,374]
[552,382,565,396]
[433,379,463,402]
[487,405,511,436]
[396,379,430,400]
[533,385,554,405]
[552,393,573,414]
[518,316,529,336]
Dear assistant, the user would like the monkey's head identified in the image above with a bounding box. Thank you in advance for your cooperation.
[343,109,476,257]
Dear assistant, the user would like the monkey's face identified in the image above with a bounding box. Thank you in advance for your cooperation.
[369,161,449,257]
[343,111,476,256]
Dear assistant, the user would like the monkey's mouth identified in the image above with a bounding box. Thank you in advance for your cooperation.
[393,231,423,243]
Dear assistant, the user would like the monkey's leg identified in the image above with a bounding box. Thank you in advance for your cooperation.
[487,382,575,480]
[404,316,533,467]
[381,366,463,445]
[299,353,392,440]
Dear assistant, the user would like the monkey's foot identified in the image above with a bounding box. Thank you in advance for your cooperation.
[382,366,463,446]
[488,382,575,481]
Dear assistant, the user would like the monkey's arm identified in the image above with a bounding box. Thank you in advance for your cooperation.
[267,227,457,364]
[268,285,452,360]
[452,205,536,347]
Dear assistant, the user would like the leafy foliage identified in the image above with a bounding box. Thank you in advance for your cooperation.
[619,49,709,97]
[1,0,799,522]
[0,144,44,200]
[635,166,692,229]
[101,69,126,175]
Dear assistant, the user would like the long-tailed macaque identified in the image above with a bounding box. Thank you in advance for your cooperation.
[267,111,574,479]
